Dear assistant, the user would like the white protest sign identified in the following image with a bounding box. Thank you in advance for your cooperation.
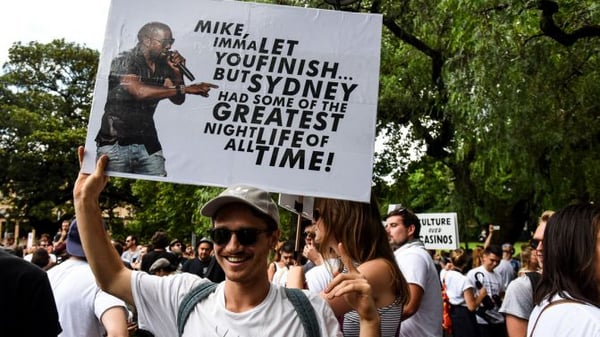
[387,205,459,250]
[81,0,382,202]
[27,231,34,250]
[417,213,459,250]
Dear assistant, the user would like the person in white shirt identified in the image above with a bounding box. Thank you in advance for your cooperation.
[48,220,129,337]
[441,249,488,337]
[385,207,443,337]
[527,203,600,337]
[268,240,295,287]
[466,244,506,337]
[483,225,516,289]
[72,147,381,337]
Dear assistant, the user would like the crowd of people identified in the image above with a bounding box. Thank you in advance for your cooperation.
[1,149,599,336]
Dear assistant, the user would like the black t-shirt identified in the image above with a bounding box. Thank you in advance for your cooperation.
[96,46,178,154]
[0,250,62,336]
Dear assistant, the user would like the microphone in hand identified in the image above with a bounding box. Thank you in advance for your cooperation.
[169,51,195,81]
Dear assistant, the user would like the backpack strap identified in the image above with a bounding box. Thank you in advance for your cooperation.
[177,281,218,337]
[284,288,321,337]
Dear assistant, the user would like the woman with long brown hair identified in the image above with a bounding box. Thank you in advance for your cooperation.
[291,193,410,336]
[527,203,600,336]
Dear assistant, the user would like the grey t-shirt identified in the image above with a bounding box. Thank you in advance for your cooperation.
[499,274,534,319]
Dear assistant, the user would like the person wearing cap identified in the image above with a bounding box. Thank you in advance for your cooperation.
[73,147,381,337]
[168,238,185,269]
[47,220,130,337]
[182,237,225,282]
[149,257,178,276]
[169,238,182,253]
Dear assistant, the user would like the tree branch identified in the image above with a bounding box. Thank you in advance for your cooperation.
[370,0,381,13]
[382,16,450,158]
[383,17,439,61]
[383,17,445,86]
[537,0,600,46]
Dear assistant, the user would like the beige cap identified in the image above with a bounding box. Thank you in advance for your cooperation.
[200,184,280,228]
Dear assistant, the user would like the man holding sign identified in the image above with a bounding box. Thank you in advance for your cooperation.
[73,147,380,337]
[95,21,218,176]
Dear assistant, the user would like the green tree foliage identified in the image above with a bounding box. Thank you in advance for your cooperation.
[121,181,295,244]
[4,1,599,246]
[122,181,222,243]
[278,0,600,242]
[374,0,600,242]
[0,40,99,232]
[0,40,138,234]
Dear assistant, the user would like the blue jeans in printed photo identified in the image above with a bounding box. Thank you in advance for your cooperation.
[97,143,167,176]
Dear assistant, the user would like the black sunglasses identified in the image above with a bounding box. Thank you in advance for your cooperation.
[303,231,316,239]
[209,227,270,246]
[150,37,175,47]
[530,239,540,249]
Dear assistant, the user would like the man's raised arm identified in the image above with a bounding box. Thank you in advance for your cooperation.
[73,146,134,305]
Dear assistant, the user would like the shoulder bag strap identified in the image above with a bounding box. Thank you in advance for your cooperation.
[285,287,321,337]
[177,281,218,337]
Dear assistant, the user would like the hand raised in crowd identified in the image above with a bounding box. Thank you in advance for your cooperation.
[324,243,380,337]
[303,242,323,265]
[74,146,109,202]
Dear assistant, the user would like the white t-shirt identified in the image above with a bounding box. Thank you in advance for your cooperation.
[24,252,57,263]
[131,271,342,337]
[441,269,475,306]
[271,262,290,287]
[305,258,340,294]
[527,294,600,337]
[466,265,505,325]
[48,258,127,337]
[395,243,443,337]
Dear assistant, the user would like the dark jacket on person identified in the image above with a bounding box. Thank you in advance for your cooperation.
[182,256,225,283]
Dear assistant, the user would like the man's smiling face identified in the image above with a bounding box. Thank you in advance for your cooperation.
[212,203,278,284]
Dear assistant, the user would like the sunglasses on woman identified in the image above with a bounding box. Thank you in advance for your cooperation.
[530,239,540,250]
[303,231,316,239]
[209,227,270,246]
